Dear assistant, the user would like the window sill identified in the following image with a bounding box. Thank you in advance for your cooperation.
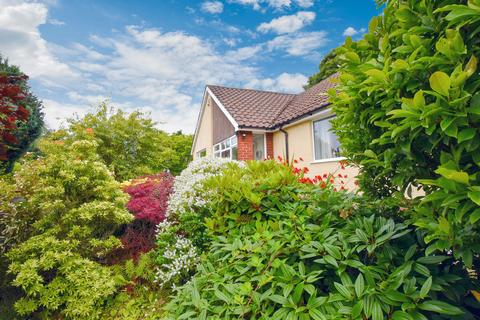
[310,157,346,164]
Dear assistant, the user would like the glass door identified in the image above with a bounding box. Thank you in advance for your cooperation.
[253,133,265,160]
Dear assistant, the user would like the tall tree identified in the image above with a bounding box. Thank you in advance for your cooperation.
[0,56,44,173]
[65,103,192,181]
[305,48,340,89]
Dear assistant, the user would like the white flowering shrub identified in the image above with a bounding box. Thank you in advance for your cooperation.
[166,157,236,218]
[154,157,241,288]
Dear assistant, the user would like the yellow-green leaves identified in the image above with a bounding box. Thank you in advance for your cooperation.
[465,55,478,77]
[435,167,469,185]
[429,71,451,97]
[413,90,425,108]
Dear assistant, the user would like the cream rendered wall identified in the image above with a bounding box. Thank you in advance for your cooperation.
[192,96,214,160]
[272,120,359,190]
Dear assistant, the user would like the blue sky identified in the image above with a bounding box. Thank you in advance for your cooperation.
[0,0,380,133]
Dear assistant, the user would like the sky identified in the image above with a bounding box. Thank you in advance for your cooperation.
[0,0,380,133]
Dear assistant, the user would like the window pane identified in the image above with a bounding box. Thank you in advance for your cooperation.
[214,144,220,151]
[253,134,265,160]
[313,118,341,160]
[221,149,230,158]
[232,146,238,160]
[231,135,237,146]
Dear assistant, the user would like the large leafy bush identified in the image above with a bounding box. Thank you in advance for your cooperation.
[65,103,192,180]
[331,0,480,266]
[165,161,479,319]
[3,138,132,319]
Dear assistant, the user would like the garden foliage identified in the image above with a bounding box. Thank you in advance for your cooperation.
[66,103,192,181]
[3,138,132,319]
[331,0,480,266]
[0,57,44,173]
[0,56,43,172]
[165,161,478,319]
[108,173,175,262]
[154,157,239,288]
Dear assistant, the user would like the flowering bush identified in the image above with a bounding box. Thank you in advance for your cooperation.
[165,161,479,319]
[154,157,240,288]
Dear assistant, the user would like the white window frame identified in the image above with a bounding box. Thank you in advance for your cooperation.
[252,132,267,160]
[195,148,207,158]
[213,135,237,159]
[311,116,345,163]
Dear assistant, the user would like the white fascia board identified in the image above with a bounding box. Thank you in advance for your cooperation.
[191,88,209,155]
[206,87,239,131]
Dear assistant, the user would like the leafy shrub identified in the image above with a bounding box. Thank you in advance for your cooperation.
[0,56,44,173]
[103,253,167,320]
[107,173,175,263]
[4,138,132,319]
[165,161,479,319]
[66,103,192,181]
[0,57,34,170]
[330,0,480,267]
[154,157,240,288]
[124,173,174,225]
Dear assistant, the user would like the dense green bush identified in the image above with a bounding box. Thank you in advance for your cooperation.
[65,103,192,180]
[165,161,478,319]
[331,0,480,266]
[3,138,132,319]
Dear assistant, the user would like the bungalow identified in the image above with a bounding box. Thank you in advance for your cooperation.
[191,74,358,188]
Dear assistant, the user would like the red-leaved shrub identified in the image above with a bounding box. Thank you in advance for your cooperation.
[108,172,174,263]
[124,172,174,224]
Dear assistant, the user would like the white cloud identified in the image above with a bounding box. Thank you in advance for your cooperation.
[229,0,313,10]
[342,26,366,37]
[258,11,315,34]
[247,72,307,93]
[201,1,224,14]
[48,18,65,26]
[0,1,77,86]
[4,1,320,133]
[296,0,314,7]
[267,31,328,56]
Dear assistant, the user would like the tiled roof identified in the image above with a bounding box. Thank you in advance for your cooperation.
[207,74,338,129]
[207,85,295,129]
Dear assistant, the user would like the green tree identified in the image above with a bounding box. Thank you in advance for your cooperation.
[4,138,132,319]
[66,103,192,181]
[331,0,480,267]
[305,48,340,89]
[0,56,44,173]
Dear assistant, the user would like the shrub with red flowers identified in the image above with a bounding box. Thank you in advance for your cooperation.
[0,72,29,161]
[109,173,174,263]
[277,155,354,191]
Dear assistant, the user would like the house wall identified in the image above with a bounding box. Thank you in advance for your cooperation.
[212,100,235,144]
[192,96,214,159]
[272,120,359,190]
[237,131,254,160]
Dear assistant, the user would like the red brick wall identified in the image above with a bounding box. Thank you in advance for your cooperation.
[266,132,273,159]
[237,131,253,160]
